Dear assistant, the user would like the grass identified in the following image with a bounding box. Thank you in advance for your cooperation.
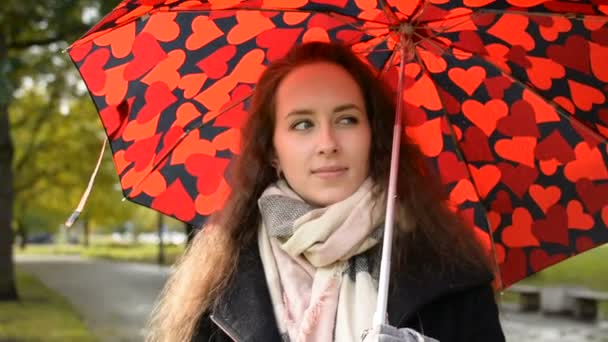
[0,270,98,342]
[16,242,185,265]
[500,246,608,318]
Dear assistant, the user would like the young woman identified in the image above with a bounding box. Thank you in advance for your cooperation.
[146,41,505,342]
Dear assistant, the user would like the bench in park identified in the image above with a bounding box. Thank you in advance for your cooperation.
[506,284,541,312]
[567,288,608,321]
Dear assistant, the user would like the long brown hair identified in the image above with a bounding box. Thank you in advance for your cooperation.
[146,41,493,342]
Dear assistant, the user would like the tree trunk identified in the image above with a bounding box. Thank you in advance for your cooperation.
[0,31,18,300]
[157,213,165,265]
[16,218,27,250]
[82,218,90,247]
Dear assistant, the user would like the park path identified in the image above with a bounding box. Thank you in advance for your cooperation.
[16,254,608,342]
[16,254,170,342]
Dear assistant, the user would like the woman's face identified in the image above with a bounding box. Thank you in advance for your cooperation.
[273,62,372,207]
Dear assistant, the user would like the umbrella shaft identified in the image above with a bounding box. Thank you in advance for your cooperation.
[373,44,407,327]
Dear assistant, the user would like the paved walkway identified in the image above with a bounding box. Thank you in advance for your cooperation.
[17,255,170,342]
[16,254,608,342]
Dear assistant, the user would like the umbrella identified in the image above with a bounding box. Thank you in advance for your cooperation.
[68,0,608,323]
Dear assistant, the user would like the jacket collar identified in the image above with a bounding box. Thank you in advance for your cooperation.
[212,241,492,341]
[211,241,283,342]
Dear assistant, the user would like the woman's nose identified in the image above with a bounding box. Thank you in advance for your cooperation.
[316,126,339,155]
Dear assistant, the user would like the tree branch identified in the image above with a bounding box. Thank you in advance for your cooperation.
[8,36,65,50]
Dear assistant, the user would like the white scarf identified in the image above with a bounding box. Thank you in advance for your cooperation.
[257,178,385,342]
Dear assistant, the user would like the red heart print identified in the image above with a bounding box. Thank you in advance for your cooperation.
[506,46,531,68]
[568,79,606,111]
[448,66,486,96]
[494,137,537,168]
[575,236,596,253]
[187,16,224,51]
[197,45,237,79]
[487,13,535,50]
[137,82,178,123]
[497,163,538,199]
[80,48,110,95]
[531,15,572,42]
[124,133,162,172]
[469,164,501,198]
[564,143,608,182]
[491,190,513,214]
[534,130,576,163]
[547,35,590,74]
[529,249,567,273]
[576,179,608,214]
[151,179,197,222]
[500,248,528,287]
[497,100,540,137]
[70,41,93,62]
[437,151,469,184]
[526,56,565,90]
[567,200,594,230]
[529,184,561,214]
[124,33,168,81]
[460,127,495,162]
[462,99,508,136]
[185,154,230,195]
[483,76,512,99]
[532,205,569,246]
[257,28,303,61]
[502,208,540,247]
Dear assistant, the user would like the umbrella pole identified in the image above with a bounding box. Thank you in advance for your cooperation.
[373,43,407,327]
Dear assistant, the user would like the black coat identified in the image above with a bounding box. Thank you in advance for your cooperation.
[193,241,505,342]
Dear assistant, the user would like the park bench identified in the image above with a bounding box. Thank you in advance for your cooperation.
[506,284,541,312]
[567,288,608,321]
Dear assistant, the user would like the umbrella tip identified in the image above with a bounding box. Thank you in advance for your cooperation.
[65,211,81,228]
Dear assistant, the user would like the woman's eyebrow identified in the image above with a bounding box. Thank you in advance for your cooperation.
[333,104,362,113]
[286,109,314,117]
[285,103,362,118]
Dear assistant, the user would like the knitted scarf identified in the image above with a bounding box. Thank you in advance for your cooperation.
[257,178,384,342]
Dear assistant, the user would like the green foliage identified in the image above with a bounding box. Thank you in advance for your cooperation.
[0,269,98,341]
[3,0,165,237]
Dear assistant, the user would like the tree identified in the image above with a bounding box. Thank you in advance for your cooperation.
[0,0,120,301]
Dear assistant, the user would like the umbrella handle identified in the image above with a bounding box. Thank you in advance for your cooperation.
[373,44,406,327]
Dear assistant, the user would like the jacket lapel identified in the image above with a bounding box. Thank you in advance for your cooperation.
[212,241,283,342]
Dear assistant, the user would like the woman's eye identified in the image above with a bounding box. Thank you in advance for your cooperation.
[338,116,358,125]
[292,120,313,130]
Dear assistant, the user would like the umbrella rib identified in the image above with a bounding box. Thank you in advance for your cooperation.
[377,0,402,25]
[414,48,505,289]
[474,8,608,21]
[417,15,479,41]
[349,31,398,57]
[377,37,401,77]
[445,47,608,145]
[194,6,395,26]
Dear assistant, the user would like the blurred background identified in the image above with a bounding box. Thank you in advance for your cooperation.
[0,1,606,341]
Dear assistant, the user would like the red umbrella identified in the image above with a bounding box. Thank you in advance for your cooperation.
[68,0,608,302]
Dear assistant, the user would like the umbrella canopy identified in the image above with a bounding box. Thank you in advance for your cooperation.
[68,0,608,290]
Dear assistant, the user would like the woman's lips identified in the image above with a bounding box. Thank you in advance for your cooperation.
[311,167,348,178]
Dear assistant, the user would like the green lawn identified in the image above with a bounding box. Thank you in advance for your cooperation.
[500,246,608,318]
[0,270,98,342]
[16,242,185,265]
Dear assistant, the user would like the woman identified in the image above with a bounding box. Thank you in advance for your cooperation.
[146,41,505,342]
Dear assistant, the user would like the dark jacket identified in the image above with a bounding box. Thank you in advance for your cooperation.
[193,241,505,342]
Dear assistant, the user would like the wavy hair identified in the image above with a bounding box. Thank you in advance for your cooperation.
[146,41,493,342]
